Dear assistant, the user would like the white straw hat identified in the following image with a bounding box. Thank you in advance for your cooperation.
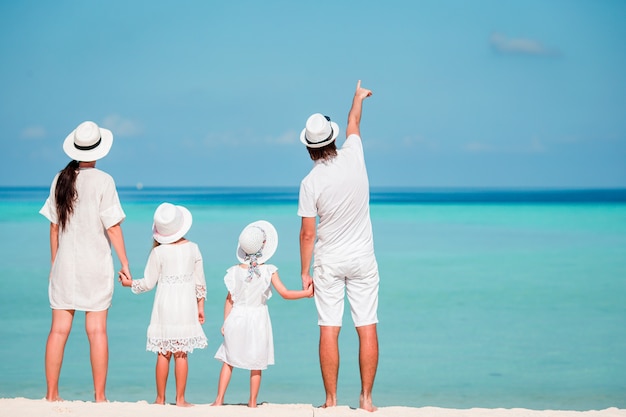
[152,203,193,244]
[236,220,278,263]
[63,121,113,161]
[300,113,339,148]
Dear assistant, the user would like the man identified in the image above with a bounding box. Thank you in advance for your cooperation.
[298,80,379,412]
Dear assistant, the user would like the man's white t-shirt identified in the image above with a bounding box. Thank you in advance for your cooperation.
[298,134,375,265]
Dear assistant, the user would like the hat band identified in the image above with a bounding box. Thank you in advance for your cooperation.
[305,127,333,145]
[74,137,102,151]
[244,226,267,281]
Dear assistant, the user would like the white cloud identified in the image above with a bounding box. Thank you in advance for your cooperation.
[402,134,439,150]
[463,137,547,154]
[21,126,46,139]
[528,137,546,153]
[201,131,242,148]
[490,32,559,56]
[270,129,298,145]
[200,129,299,148]
[464,141,494,153]
[101,115,142,137]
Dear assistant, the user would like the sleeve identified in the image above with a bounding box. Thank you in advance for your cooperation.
[39,175,59,224]
[343,134,363,152]
[131,249,161,294]
[297,179,317,218]
[262,264,277,302]
[223,266,237,301]
[341,134,365,164]
[99,175,126,229]
[194,244,207,299]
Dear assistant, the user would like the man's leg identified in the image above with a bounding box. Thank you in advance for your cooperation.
[319,325,341,407]
[356,323,378,412]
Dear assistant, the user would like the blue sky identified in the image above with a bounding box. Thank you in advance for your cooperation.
[1,0,625,188]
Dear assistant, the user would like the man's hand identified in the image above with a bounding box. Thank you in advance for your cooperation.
[346,80,372,137]
[355,80,372,100]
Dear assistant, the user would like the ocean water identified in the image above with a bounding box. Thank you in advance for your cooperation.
[0,187,625,410]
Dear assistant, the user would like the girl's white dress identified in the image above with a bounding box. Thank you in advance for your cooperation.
[132,241,208,354]
[40,168,125,311]
[214,264,276,370]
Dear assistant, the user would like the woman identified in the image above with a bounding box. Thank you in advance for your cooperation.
[39,120,131,402]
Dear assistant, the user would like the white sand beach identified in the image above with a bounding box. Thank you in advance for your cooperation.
[0,398,624,417]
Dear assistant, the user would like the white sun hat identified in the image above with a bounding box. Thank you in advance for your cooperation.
[300,113,339,148]
[152,203,193,244]
[236,220,278,264]
[63,121,113,161]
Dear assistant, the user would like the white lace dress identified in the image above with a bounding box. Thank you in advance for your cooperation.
[132,241,208,354]
[214,264,276,370]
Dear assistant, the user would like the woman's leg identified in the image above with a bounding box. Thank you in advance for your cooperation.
[173,352,192,407]
[155,352,172,404]
[45,309,75,401]
[249,370,262,408]
[211,362,233,406]
[85,310,108,402]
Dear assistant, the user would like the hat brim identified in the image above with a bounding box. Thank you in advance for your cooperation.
[153,205,193,244]
[236,220,278,264]
[63,127,114,161]
[300,121,339,148]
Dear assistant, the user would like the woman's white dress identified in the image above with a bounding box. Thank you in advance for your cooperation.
[39,168,125,311]
[132,241,208,354]
[214,264,276,370]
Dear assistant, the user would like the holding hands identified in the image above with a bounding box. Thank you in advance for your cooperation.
[118,270,132,287]
[303,282,314,298]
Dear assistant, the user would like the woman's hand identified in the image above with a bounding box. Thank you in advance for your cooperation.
[118,270,132,287]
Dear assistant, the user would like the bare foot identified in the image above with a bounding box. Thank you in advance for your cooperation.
[176,401,194,407]
[210,401,223,407]
[45,396,63,402]
[359,394,377,412]
[248,401,257,408]
[153,397,166,405]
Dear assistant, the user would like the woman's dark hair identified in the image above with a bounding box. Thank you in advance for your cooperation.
[55,160,80,231]
[307,141,337,162]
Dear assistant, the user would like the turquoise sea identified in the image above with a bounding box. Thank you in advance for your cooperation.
[0,187,625,410]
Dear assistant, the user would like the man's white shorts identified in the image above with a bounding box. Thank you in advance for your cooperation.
[313,256,379,327]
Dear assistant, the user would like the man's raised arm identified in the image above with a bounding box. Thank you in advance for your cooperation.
[346,80,373,138]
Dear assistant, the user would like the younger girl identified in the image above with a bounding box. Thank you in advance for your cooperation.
[211,220,313,408]
[120,202,207,407]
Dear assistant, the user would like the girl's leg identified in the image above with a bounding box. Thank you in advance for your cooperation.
[85,310,109,402]
[155,352,172,404]
[45,309,75,401]
[211,362,233,406]
[249,370,262,408]
[173,352,192,407]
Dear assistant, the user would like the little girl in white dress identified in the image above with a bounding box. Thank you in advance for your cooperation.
[120,203,207,407]
[211,220,313,408]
